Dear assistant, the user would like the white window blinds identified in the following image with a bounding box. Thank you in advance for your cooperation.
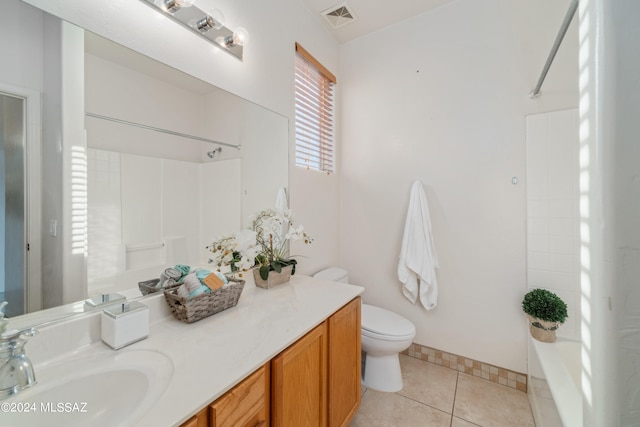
[294,43,336,173]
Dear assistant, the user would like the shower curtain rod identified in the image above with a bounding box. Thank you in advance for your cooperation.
[529,0,579,99]
[85,112,241,150]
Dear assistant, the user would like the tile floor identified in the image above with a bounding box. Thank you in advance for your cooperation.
[350,355,535,427]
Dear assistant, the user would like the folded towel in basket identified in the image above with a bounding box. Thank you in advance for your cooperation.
[174,264,191,281]
[177,273,200,298]
[158,267,182,289]
[177,273,214,299]
[188,285,210,299]
[183,273,201,291]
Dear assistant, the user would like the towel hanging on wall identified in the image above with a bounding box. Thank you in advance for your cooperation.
[397,180,439,310]
[274,187,288,210]
[274,187,289,241]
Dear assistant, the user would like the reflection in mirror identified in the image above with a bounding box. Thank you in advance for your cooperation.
[0,93,26,317]
[0,0,288,326]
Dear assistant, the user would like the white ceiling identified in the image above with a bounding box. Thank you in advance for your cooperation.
[300,0,457,43]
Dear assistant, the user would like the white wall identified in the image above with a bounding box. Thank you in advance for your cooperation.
[85,53,206,163]
[199,158,242,259]
[339,0,578,372]
[0,1,43,91]
[201,92,289,228]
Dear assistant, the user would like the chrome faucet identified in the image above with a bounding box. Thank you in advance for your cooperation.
[0,327,37,399]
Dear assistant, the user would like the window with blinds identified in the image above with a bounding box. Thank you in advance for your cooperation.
[294,43,336,173]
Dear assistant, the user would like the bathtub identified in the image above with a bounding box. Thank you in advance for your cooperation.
[528,337,583,427]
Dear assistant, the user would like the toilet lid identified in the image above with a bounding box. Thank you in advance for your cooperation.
[361,304,416,337]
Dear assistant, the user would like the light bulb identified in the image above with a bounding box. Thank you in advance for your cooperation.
[225,27,250,47]
[162,0,195,13]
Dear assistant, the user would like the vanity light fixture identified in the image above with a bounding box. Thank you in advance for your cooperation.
[223,27,250,48]
[162,0,195,14]
[190,8,225,33]
[140,0,248,60]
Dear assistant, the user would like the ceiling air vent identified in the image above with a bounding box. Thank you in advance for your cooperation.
[321,3,357,29]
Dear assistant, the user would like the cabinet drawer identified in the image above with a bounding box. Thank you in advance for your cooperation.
[180,407,208,427]
[210,363,270,427]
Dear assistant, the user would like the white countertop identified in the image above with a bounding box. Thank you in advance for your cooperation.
[10,275,363,427]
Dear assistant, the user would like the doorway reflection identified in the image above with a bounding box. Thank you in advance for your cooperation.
[0,92,26,317]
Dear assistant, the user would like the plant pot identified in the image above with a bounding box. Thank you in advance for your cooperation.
[528,315,559,343]
[253,265,293,289]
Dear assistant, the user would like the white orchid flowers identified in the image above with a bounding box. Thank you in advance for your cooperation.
[207,208,313,278]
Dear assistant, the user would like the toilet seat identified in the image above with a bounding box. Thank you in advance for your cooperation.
[361,304,416,341]
[361,328,415,342]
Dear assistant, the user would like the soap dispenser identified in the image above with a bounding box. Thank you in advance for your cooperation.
[101,301,149,350]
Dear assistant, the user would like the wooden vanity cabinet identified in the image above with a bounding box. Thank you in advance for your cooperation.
[271,296,361,427]
[179,297,361,427]
[210,363,270,427]
[271,322,328,427]
[180,363,270,427]
[181,407,208,427]
[327,297,361,427]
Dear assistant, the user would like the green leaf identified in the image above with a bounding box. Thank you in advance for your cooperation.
[522,289,568,323]
[259,265,270,280]
[272,262,282,273]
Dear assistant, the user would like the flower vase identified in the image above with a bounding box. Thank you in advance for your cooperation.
[253,265,293,289]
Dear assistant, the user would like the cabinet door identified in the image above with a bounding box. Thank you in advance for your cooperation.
[180,407,208,427]
[271,322,328,427]
[328,297,361,427]
[210,363,270,427]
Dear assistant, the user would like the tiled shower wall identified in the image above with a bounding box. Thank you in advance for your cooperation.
[525,108,580,340]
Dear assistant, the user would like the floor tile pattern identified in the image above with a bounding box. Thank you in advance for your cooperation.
[404,343,527,392]
[350,355,535,427]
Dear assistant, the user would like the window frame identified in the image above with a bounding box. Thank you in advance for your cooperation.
[294,42,337,174]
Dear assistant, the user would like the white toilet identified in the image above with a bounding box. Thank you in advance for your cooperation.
[313,267,416,392]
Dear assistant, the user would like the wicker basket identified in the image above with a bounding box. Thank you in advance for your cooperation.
[164,278,245,323]
[138,278,180,296]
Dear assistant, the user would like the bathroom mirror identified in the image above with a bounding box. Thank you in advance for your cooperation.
[0,0,288,324]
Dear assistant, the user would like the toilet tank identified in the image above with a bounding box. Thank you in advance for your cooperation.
[313,267,349,283]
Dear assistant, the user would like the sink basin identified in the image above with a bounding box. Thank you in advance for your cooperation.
[1,348,173,427]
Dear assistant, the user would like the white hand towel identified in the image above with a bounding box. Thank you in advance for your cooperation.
[397,181,439,310]
[274,187,288,210]
[274,187,289,241]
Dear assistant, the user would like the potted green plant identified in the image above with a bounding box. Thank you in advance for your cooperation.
[207,208,312,289]
[522,288,568,342]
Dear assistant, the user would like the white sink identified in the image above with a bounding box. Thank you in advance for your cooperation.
[1,348,173,427]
